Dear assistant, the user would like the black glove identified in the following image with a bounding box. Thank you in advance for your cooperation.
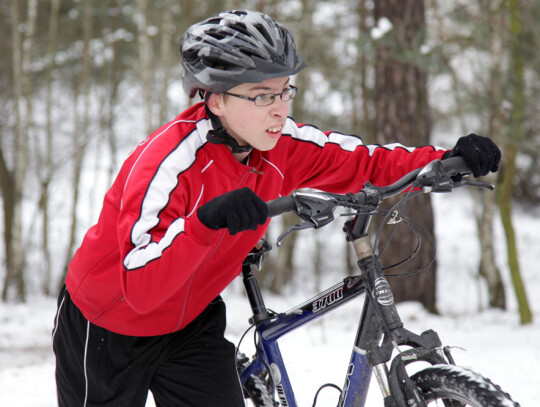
[197,187,268,235]
[443,134,501,177]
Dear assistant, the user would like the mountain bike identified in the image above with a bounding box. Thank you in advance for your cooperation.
[235,157,520,407]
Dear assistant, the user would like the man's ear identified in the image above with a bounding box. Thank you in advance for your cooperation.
[206,93,225,117]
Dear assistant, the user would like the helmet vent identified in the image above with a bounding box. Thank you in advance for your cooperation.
[255,23,274,47]
[231,21,250,37]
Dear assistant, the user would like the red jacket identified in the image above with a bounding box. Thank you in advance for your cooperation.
[66,102,445,336]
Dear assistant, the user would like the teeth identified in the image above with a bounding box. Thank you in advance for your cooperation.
[268,127,280,133]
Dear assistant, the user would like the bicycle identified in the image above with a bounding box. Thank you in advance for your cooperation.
[235,156,520,407]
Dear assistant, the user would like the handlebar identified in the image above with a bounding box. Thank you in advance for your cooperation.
[267,196,297,218]
[266,156,493,219]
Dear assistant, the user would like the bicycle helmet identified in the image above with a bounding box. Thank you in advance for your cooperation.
[180,10,307,97]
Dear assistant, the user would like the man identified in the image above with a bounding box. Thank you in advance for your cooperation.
[52,10,500,406]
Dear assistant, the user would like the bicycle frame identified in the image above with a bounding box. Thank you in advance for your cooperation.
[239,259,371,407]
[239,191,451,407]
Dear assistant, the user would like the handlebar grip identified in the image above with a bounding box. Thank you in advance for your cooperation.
[267,196,296,218]
[440,156,472,176]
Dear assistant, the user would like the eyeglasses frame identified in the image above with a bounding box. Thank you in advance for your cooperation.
[222,85,298,106]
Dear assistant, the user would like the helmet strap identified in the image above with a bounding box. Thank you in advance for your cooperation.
[204,92,253,154]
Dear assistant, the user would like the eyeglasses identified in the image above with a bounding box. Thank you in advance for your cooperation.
[223,86,298,106]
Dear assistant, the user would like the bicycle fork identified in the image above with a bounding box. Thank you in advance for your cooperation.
[339,209,409,406]
[342,216,450,407]
[338,232,394,406]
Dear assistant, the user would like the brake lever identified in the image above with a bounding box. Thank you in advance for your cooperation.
[275,192,337,246]
[417,160,456,192]
[276,221,316,247]
[454,179,495,190]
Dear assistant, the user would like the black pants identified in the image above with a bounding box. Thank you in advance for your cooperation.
[52,286,245,407]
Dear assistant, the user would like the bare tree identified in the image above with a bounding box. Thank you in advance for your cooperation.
[498,0,532,324]
[38,0,61,296]
[103,0,126,184]
[158,0,173,124]
[59,0,93,288]
[430,0,507,310]
[2,0,38,301]
[373,0,437,312]
[137,0,154,135]
[476,0,506,309]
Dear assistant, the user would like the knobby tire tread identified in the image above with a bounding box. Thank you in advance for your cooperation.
[412,364,519,407]
[243,374,278,407]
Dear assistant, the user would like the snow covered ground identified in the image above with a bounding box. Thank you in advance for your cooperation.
[0,189,538,406]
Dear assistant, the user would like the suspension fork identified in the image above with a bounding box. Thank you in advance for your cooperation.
[342,211,405,405]
[344,209,403,335]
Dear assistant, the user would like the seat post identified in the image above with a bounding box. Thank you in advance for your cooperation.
[242,263,272,324]
[241,239,273,324]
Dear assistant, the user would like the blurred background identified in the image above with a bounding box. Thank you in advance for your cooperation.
[0,0,539,325]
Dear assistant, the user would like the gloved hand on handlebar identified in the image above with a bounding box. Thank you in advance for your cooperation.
[443,134,501,177]
[197,187,268,235]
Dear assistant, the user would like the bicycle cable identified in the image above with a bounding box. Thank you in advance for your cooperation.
[384,213,437,277]
[372,184,437,278]
[252,327,277,391]
[235,323,256,370]
[311,383,342,407]
[340,207,431,277]
[373,185,420,258]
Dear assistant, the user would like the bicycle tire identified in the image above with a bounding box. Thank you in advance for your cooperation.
[243,373,279,407]
[411,364,519,406]
[237,352,278,407]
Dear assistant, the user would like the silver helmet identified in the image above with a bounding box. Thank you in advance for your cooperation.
[180,10,307,97]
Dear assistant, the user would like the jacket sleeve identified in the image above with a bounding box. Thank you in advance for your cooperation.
[115,128,221,315]
[279,120,448,195]
[118,193,221,315]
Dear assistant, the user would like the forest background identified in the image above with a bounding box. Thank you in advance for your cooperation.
[0,0,539,325]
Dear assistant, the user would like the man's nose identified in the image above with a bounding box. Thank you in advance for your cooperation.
[270,98,290,117]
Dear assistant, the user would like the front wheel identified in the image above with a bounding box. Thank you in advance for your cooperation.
[411,364,519,406]
[237,352,278,407]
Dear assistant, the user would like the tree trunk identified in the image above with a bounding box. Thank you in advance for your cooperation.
[105,0,124,185]
[59,0,93,288]
[498,147,531,323]
[0,148,16,300]
[40,0,61,295]
[2,0,36,302]
[373,0,437,312]
[3,0,22,301]
[474,175,505,309]
[475,0,506,310]
[159,0,173,124]
[137,0,154,135]
[354,0,376,145]
[498,0,532,324]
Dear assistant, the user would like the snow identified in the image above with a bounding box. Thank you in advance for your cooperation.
[371,17,393,40]
[0,190,538,406]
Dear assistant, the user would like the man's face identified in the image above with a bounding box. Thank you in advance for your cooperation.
[209,76,292,152]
